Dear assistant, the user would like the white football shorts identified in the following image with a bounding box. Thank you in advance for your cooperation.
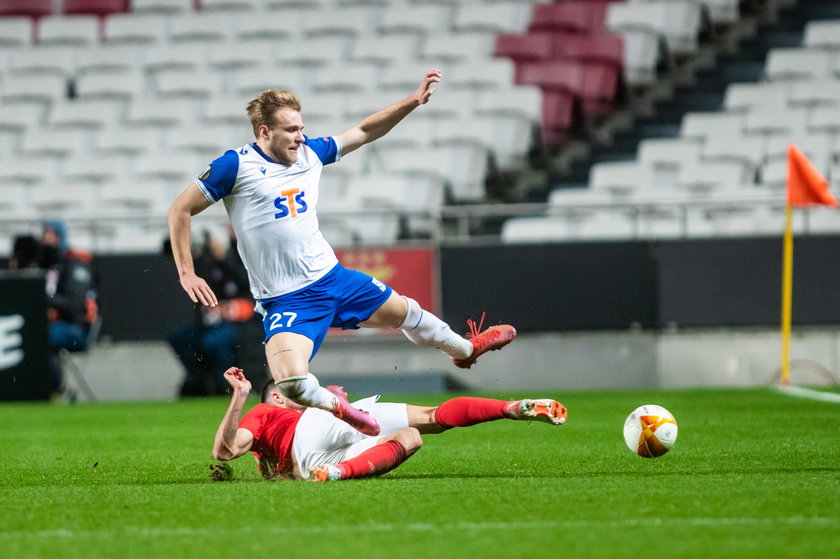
[292,395,409,480]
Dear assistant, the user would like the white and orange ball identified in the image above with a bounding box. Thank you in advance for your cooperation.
[623,405,678,458]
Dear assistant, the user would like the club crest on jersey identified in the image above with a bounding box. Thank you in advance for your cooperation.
[198,166,211,181]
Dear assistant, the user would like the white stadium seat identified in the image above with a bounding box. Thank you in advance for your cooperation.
[301,7,374,37]
[141,44,207,74]
[764,48,832,82]
[453,2,533,34]
[38,15,100,47]
[0,17,34,49]
[130,0,193,13]
[168,13,235,43]
[722,81,789,113]
[379,4,454,35]
[96,127,162,155]
[61,154,131,184]
[48,99,124,129]
[0,75,68,105]
[351,35,421,66]
[75,71,147,100]
[74,45,142,75]
[421,33,496,62]
[104,13,169,44]
[589,160,645,198]
[126,99,199,127]
[234,12,301,41]
[803,19,840,51]
[7,48,76,77]
[201,0,262,12]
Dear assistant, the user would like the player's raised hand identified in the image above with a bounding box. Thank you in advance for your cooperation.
[414,68,441,105]
[223,367,251,394]
[179,272,219,307]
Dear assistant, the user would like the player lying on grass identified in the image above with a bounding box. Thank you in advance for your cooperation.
[213,367,567,482]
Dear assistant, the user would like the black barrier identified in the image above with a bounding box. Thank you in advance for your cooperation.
[0,271,50,401]
[440,242,659,332]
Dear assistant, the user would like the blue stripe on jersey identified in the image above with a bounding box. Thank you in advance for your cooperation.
[198,149,239,201]
[304,135,340,165]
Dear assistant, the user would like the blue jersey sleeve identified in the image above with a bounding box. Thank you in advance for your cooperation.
[196,149,239,201]
[304,135,340,165]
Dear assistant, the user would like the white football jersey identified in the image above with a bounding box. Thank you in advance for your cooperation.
[196,137,342,299]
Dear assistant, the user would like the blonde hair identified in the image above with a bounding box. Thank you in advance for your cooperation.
[246,90,302,137]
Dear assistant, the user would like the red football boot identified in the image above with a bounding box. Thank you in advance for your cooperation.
[452,313,517,369]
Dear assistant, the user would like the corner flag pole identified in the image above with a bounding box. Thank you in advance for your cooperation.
[780,203,794,388]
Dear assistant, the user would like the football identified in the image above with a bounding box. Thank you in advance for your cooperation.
[623,404,678,458]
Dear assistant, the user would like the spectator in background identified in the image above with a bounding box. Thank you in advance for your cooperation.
[166,227,253,396]
[39,220,98,397]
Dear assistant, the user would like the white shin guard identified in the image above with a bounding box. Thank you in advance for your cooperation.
[399,296,472,360]
[275,373,336,410]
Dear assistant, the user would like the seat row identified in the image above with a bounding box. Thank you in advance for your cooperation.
[0,2,534,48]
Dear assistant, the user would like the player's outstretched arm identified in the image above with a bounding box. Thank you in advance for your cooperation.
[167,183,218,307]
[212,367,255,461]
[337,68,441,156]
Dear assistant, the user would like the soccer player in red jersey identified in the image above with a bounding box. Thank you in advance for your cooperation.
[213,367,567,482]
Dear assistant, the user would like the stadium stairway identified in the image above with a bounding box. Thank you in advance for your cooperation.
[545,0,840,198]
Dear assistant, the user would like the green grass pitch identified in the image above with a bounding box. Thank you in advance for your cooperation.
[1,387,838,558]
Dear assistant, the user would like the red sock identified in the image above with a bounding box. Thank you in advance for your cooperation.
[433,397,509,429]
[336,440,408,479]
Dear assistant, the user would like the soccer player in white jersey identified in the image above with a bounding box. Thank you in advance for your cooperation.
[168,69,516,436]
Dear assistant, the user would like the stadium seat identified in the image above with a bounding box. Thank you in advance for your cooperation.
[0,0,52,17]
[788,78,840,108]
[132,151,201,182]
[0,155,57,185]
[234,11,300,41]
[350,34,420,65]
[95,126,162,155]
[103,12,168,44]
[155,70,220,98]
[379,4,454,35]
[803,19,840,51]
[0,74,68,104]
[589,160,644,198]
[99,178,165,211]
[0,16,35,48]
[165,124,239,155]
[0,105,45,132]
[722,81,789,112]
[233,68,309,97]
[445,58,516,91]
[21,128,89,157]
[141,44,206,74]
[7,48,76,77]
[700,132,764,178]
[130,0,193,14]
[272,36,348,68]
[680,111,744,142]
[432,115,532,169]
[493,32,557,65]
[300,92,348,124]
[38,15,100,46]
[207,44,269,71]
[73,45,141,75]
[126,99,199,127]
[312,63,382,94]
[529,1,609,35]
[637,137,702,191]
[64,0,128,16]
[168,12,234,43]
[61,153,130,184]
[743,104,809,139]
[48,99,125,129]
[76,71,147,99]
[203,96,251,126]
[765,134,831,176]
[764,48,832,82]
[475,84,541,124]
[676,159,749,195]
[453,1,533,34]
[378,59,450,92]
[702,0,740,25]
[301,7,374,37]
[421,32,496,64]
[556,32,623,70]
[200,0,261,12]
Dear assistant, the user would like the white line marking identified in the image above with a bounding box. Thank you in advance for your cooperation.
[3,517,837,539]
[775,385,840,404]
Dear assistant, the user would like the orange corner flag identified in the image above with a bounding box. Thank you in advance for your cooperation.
[787,145,838,207]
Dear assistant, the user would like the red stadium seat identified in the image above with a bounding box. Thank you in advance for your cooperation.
[556,33,623,69]
[494,32,558,64]
[0,0,52,17]
[530,1,612,35]
[519,60,620,119]
[64,0,128,16]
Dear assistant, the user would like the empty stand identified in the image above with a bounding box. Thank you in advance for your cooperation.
[38,15,100,46]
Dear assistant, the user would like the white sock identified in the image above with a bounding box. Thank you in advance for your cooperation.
[275,373,336,411]
[399,297,473,359]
